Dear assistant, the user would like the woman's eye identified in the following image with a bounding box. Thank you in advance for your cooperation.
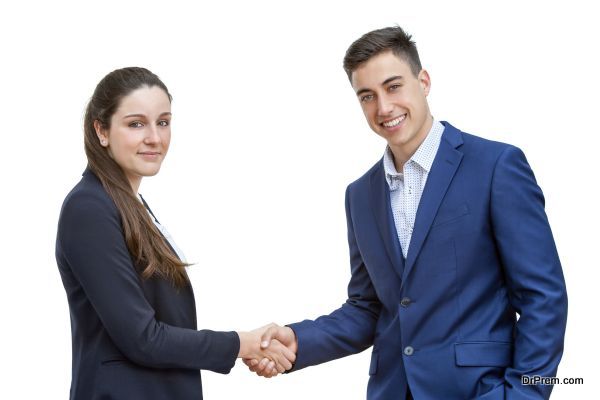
[129,121,144,128]
[158,120,170,127]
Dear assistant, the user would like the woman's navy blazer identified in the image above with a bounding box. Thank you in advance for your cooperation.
[56,169,239,399]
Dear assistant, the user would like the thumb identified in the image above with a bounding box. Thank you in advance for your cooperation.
[260,326,279,349]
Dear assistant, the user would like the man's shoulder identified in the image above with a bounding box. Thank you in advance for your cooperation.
[443,121,517,155]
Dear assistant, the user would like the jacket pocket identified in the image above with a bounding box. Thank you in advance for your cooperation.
[432,203,470,228]
[101,356,128,366]
[454,341,512,367]
[369,351,379,375]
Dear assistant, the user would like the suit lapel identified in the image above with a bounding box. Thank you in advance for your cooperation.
[402,123,464,284]
[369,162,405,282]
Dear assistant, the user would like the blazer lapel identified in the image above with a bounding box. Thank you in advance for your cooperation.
[402,123,464,284]
[369,162,405,282]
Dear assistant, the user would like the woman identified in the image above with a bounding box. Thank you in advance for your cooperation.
[55,67,293,399]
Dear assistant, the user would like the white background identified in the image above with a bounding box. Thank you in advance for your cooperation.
[1,0,597,398]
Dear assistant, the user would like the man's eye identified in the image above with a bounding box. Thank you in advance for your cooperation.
[129,121,143,128]
[158,120,170,127]
[389,84,401,91]
[361,94,374,103]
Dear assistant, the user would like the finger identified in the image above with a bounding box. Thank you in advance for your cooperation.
[267,360,276,374]
[253,357,269,375]
[256,358,277,377]
[257,369,271,378]
[268,340,294,370]
[271,350,292,371]
[242,358,256,367]
[275,361,285,374]
[281,343,296,364]
[242,358,259,372]
[260,326,280,349]
[268,350,287,373]
[256,358,275,378]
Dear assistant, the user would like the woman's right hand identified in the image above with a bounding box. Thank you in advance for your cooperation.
[237,324,296,375]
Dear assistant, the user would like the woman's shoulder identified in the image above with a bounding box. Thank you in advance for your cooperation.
[56,169,127,263]
[59,169,118,223]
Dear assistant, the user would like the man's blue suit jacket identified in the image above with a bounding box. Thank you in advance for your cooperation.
[289,122,567,400]
[56,169,240,399]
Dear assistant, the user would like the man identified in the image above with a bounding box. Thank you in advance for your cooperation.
[247,26,567,399]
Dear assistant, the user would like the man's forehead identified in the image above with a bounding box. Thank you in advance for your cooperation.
[350,52,411,88]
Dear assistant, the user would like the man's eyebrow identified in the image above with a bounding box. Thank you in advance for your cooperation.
[355,88,373,97]
[382,75,403,86]
[355,75,404,96]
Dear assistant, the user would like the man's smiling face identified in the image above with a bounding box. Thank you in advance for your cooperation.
[351,50,432,160]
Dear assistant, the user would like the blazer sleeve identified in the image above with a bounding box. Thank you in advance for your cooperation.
[57,190,239,373]
[490,146,568,399]
[288,184,381,370]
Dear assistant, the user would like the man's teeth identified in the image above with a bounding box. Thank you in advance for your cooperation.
[382,115,406,128]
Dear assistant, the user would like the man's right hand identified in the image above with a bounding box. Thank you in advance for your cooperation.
[242,324,297,378]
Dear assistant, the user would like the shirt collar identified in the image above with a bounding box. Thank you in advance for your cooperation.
[383,119,445,187]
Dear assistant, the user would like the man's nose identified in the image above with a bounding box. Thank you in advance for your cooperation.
[377,94,394,116]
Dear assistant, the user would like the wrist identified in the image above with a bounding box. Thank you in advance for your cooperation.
[237,331,253,358]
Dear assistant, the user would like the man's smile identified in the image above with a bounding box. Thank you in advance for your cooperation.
[381,114,406,128]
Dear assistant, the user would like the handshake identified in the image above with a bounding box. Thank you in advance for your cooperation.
[237,323,297,378]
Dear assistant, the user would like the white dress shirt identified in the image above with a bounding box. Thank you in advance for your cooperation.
[382,119,445,258]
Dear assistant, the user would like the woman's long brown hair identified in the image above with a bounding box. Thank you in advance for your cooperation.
[83,67,188,287]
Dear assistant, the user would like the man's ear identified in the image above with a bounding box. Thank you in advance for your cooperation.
[418,69,431,96]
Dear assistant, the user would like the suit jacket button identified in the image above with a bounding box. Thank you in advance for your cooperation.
[400,297,411,307]
[404,346,414,356]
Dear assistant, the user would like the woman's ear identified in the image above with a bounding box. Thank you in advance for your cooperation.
[94,120,109,147]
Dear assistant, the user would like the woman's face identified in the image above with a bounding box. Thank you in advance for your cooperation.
[96,85,172,191]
